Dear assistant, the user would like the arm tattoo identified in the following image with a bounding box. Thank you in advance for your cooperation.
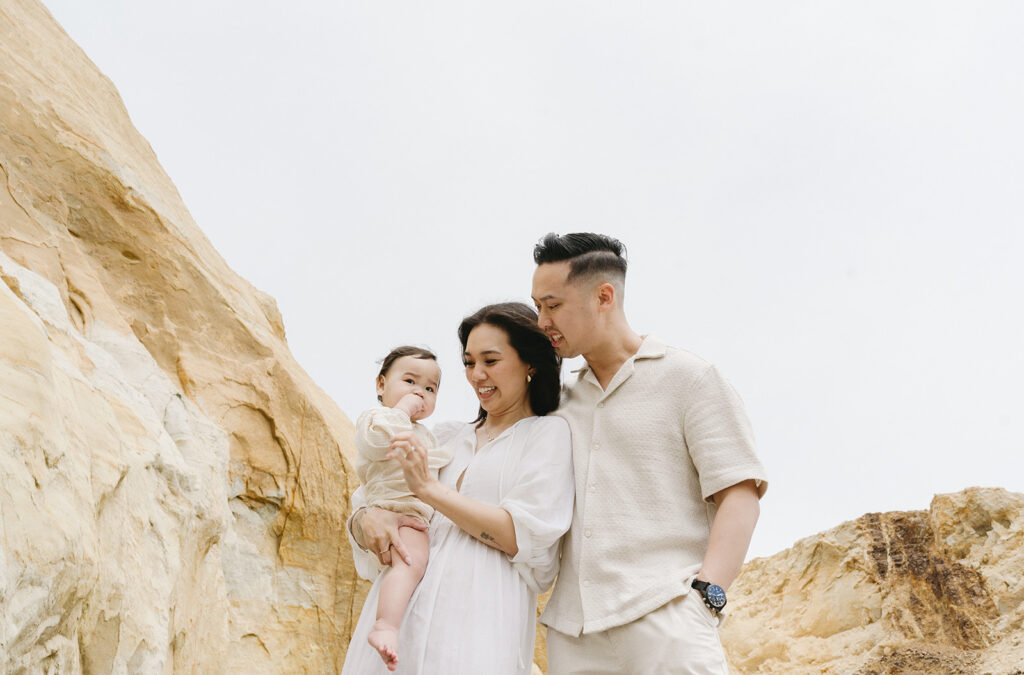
[480,531,496,543]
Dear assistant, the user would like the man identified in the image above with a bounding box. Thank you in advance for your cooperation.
[531,232,767,674]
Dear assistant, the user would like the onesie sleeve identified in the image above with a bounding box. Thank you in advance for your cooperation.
[684,365,768,501]
[345,486,384,581]
[354,407,414,462]
[500,416,575,593]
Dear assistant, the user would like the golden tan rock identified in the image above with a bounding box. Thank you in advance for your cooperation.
[0,0,362,671]
[721,487,1024,674]
[5,2,1023,674]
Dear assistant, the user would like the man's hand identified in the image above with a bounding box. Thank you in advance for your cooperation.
[353,506,428,567]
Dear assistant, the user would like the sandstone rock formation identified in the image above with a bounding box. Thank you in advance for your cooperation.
[722,487,1024,675]
[4,3,1023,675]
[0,0,365,671]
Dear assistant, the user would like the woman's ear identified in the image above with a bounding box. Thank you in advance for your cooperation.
[376,375,386,403]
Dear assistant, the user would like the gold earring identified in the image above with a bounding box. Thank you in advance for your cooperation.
[527,374,532,383]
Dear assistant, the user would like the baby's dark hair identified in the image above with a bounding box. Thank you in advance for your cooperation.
[377,346,439,402]
[533,232,627,283]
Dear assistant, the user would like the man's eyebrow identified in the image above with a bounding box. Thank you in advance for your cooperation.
[533,293,559,302]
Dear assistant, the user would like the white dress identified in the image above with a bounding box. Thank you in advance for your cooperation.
[341,415,575,675]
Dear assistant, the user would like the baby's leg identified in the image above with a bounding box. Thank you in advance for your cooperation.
[367,526,430,671]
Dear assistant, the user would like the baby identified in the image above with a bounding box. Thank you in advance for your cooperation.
[354,346,454,670]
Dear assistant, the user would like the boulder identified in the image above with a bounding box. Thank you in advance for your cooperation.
[722,487,1024,674]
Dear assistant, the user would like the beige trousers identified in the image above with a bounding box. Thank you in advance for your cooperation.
[546,591,729,675]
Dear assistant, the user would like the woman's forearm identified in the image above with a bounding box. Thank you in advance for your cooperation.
[420,482,518,556]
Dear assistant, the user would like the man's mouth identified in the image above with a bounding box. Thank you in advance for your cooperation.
[549,332,564,347]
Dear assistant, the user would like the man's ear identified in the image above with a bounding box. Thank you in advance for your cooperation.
[595,281,617,313]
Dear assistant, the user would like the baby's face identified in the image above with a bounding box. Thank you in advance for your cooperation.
[376,355,440,421]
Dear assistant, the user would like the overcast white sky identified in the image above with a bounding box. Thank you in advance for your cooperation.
[42,1,1024,559]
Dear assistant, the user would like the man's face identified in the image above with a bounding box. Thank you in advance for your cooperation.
[531,261,599,359]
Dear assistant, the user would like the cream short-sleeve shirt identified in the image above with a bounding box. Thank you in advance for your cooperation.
[541,335,768,636]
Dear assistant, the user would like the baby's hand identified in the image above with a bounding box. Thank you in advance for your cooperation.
[394,393,426,420]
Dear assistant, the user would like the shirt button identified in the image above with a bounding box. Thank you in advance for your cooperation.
[584,529,593,538]
[583,579,591,587]
[589,483,597,491]
[593,442,600,450]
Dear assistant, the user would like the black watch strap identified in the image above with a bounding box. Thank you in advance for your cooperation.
[691,579,711,594]
[691,579,726,612]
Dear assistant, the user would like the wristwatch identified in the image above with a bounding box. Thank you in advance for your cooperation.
[691,579,727,614]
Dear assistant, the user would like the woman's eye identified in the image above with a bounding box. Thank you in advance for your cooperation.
[404,379,414,384]
[426,387,435,393]
[485,359,498,365]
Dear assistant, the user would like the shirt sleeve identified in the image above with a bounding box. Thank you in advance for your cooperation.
[500,416,575,593]
[345,485,384,581]
[354,407,414,463]
[684,365,768,501]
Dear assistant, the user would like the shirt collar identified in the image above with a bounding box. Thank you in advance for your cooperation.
[570,334,667,377]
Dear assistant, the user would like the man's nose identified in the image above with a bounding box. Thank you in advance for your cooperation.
[537,311,551,329]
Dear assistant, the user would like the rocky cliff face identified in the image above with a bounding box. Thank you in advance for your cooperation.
[4,3,1022,675]
[0,0,363,672]
[722,487,1024,675]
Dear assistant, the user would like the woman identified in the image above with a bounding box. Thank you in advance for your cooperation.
[342,302,575,674]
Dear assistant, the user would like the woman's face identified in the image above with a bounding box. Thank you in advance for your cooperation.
[463,323,534,419]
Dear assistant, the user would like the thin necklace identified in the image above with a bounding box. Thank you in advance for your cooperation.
[481,421,509,442]
[481,413,527,443]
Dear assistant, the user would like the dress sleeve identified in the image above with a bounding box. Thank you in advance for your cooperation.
[345,485,384,581]
[684,365,768,501]
[431,419,467,446]
[500,416,575,593]
[354,407,414,462]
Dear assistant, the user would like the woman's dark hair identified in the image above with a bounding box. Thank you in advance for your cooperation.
[458,302,561,424]
[376,346,438,402]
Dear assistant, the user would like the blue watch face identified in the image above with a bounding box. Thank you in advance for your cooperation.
[706,584,727,609]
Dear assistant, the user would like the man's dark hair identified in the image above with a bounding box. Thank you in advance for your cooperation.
[376,346,438,402]
[458,302,561,425]
[532,232,627,283]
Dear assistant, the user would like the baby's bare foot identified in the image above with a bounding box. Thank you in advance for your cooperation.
[368,620,400,671]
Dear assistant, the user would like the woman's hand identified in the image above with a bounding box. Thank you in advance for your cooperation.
[388,432,441,501]
[353,505,428,567]
[390,431,519,557]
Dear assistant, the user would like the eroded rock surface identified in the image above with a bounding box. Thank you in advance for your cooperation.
[0,0,361,671]
[722,487,1024,674]
[4,2,1023,675]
